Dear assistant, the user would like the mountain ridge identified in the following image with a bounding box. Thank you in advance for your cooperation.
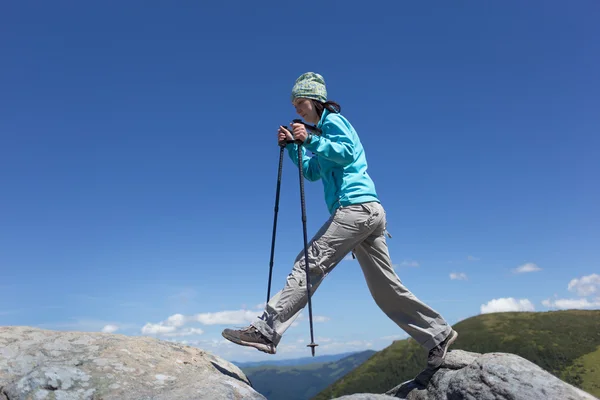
[314,310,600,399]
[241,350,377,400]
[233,350,367,369]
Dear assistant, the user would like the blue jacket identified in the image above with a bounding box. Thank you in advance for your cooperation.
[286,109,379,215]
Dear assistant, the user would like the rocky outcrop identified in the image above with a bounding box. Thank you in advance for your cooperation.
[0,326,265,400]
[334,350,598,400]
[2,327,597,400]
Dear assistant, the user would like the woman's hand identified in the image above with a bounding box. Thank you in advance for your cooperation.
[291,122,308,143]
[278,126,294,146]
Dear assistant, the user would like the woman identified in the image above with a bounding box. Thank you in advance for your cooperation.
[222,72,457,369]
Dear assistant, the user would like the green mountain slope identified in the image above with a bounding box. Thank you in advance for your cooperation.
[314,310,600,399]
[561,344,600,396]
[241,350,377,400]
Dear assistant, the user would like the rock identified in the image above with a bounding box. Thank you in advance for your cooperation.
[436,348,480,369]
[0,326,266,400]
[385,350,598,400]
[333,395,395,400]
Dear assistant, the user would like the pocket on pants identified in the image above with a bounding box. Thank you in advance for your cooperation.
[358,202,382,229]
[296,238,334,277]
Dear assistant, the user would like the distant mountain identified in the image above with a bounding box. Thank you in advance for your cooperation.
[314,310,600,399]
[239,350,377,400]
[232,351,362,369]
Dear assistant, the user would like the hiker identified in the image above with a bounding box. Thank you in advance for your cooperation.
[222,72,457,369]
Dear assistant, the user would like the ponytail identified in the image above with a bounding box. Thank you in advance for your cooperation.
[312,100,341,118]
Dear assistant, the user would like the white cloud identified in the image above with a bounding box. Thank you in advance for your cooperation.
[102,324,119,333]
[480,297,535,314]
[195,331,377,363]
[399,260,419,268]
[539,274,600,311]
[567,274,600,297]
[286,313,328,326]
[317,339,373,352]
[450,272,468,281]
[542,297,600,310]
[282,337,374,353]
[165,313,187,327]
[294,336,334,344]
[316,337,333,343]
[142,308,262,338]
[0,309,21,316]
[343,254,354,261]
[447,256,480,264]
[513,263,542,274]
[161,328,204,337]
[141,312,204,337]
[276,343,301,354]
[191,310,258,325]
[185,338,230,349]
[37,319,136,333]
[141,323,178,335]
[380,333,408,341]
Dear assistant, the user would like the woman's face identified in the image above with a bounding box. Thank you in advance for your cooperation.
[293,98,319,124]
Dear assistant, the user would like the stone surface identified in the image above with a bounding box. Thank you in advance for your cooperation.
[385,350,598,400]
[3,327,597,400]
[333,395,395,400]
[0,326,265,400]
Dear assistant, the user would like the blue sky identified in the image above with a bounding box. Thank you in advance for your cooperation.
[1,1,599,362]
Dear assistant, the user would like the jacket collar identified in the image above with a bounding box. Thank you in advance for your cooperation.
[316,108,331,130]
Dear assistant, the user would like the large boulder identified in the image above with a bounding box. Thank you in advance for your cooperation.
[0,326,265,400]
[334,349,598,400]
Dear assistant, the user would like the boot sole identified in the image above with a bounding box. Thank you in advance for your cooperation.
[441,330,458,359]
[427,329,458,370]
[221,331,276,355]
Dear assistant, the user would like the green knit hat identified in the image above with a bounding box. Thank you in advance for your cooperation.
[291,72,327,103]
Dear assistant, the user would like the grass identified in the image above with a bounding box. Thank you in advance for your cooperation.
[561,345,600,397]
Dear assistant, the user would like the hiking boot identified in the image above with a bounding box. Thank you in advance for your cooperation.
[222,326,276,355]
[427,329,458,369]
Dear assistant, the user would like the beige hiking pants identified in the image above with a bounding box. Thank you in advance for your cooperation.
[252,201,452,351]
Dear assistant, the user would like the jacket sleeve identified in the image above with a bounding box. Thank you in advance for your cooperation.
[286,143,322,181]
[304,115,354,166]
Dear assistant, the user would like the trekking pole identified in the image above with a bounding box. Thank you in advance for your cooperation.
[266,143,286,304]
[291,120,319,356]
